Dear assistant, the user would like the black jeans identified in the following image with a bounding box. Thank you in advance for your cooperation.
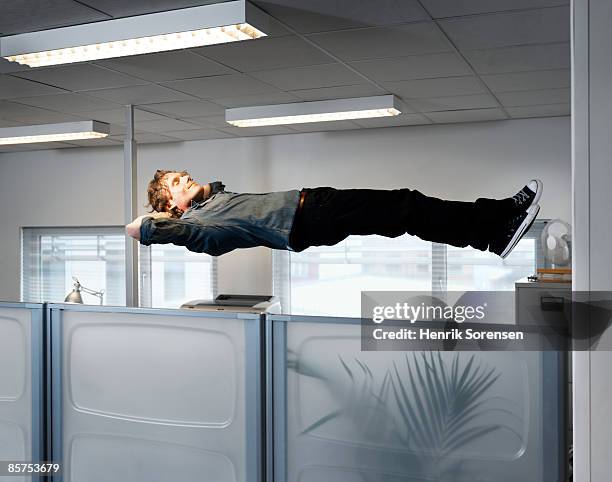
[288,187,507,252]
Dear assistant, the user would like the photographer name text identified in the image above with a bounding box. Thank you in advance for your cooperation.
[372,327,524,341]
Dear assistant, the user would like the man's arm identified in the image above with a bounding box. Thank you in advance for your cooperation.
[128,214,240,256]
[126,212,171,240]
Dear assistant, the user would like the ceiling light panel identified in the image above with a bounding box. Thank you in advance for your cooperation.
[226,95,401,127]
[0,121,110,145]
[0,1,268,68]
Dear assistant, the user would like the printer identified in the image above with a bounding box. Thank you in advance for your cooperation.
[181,294,281,314]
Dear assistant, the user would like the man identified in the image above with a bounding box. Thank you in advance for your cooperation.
[126,169,542,258]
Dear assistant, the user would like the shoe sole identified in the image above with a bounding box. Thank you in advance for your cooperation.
[530,179,543,206]
[500,204,540,259]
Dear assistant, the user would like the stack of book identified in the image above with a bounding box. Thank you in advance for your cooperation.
[536,268,572,283]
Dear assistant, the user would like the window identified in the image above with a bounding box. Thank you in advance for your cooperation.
[445,240,537,291]
[273,221,545,317]
[22,227,216,307]
[139,244,217,308]
[274,235,432,316]
[22,227,126,305]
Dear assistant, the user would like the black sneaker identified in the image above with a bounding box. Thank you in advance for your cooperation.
[489,204,540,258]
[510,179,543,211]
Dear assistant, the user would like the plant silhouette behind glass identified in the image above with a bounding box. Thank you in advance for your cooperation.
[287,351,522,481]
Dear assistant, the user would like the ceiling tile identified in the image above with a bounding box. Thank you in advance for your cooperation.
[218,125,296,137]
[392,98,418,114]
[86,84,196,104]
[162,74,280,98]
[351,53,471,82]
[87,108,169,124]
[409,93,499,112]
[109,132,181,144]
[382,76,484,99]
[138,133,184,144]
[0,76,66,100]
[137,118,203,133]
[10,93,121,113]
[164,128,236,140]
[506,103,570,118]
[307,22,450,61]
[249,64,365,90]
[139,100,225,118]
[421,0,568,19]
[0,119,25,127]
[287,120,359,132]
[497,87,570,106]
[212,92,300,108]
[4,111,86,124]
[290,84,386,101]
[251,0,429,34]
[352,113,431,128]
[0,101,55,119]
[0,0,109,35]
[427,108,507,123]
[74,1,292,37]
[184,115,229,129]
[97,51,235,82]
[481,69,570,92]
[195,35,333,72]
[107,124,149,136]
[438,7,569,50]
[464,42,570,74]
[65,138,124,147]
[0,3,573,126]
[77,0,228,17]
[11,64,147,91]
[0,58,31,74]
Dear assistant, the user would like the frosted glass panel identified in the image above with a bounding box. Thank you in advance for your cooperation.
[0,305,37,482]
[69,434,235,482]
[295,334,527,458]
[278,318,562,482]
[0,420,26,459]
[68,323,236,425]
[0,315,26,400]
[58,309,254,482]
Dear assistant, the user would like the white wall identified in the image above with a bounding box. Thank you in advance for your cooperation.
[0,116,571,302]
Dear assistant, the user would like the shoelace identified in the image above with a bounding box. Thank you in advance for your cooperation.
[512,189,531,206]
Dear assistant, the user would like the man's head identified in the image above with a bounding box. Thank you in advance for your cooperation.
[146,170,206,218]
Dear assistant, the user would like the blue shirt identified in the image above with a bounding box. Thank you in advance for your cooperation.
[139,190,301,256]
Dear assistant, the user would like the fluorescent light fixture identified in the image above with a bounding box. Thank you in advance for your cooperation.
[0,121,110,145]
[226,95,401,127]
[0,0,267,68]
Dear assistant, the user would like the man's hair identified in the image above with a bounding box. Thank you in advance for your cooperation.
[146,169,190,219]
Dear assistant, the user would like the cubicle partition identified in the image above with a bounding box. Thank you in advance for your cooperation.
[268,314,567,482]
[46,304,264,482]
[0,303,567,481]
[0,302,44,482]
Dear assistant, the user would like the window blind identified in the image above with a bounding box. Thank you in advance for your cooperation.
[21,226,125,305]
[273,221,547,316]
[22,226,217,307]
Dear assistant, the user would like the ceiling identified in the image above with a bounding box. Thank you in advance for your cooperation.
[0,0,571,152]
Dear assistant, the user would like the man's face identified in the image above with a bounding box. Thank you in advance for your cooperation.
[163,172,205,212]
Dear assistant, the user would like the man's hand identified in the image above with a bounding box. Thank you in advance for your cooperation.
[149,211,172,219]
[126,212,171,240]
